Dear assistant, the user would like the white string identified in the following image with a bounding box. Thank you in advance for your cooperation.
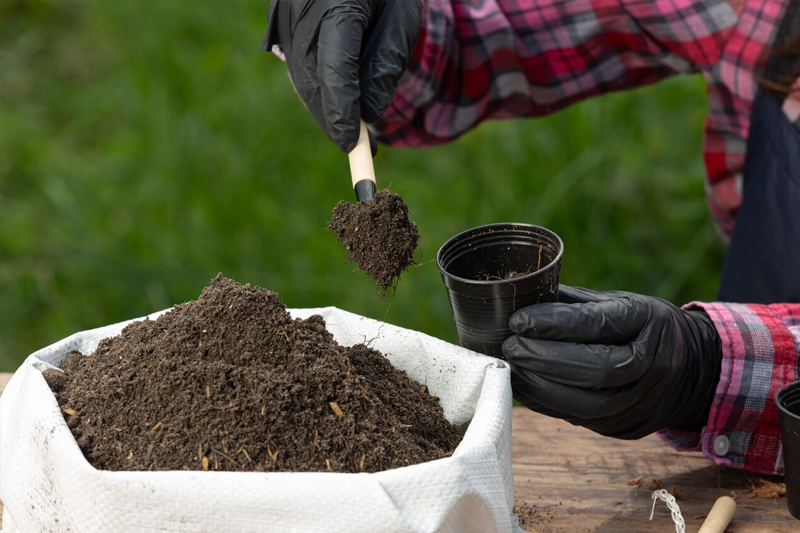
[649,489,686,533]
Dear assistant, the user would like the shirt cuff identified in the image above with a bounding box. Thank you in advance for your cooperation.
[658,302,800,476]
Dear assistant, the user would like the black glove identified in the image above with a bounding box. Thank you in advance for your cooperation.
[502,286,722,439]
[263,0,422,152]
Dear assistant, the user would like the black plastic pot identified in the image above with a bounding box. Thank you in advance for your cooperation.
[436,223,563,358]
[776,381,800,519]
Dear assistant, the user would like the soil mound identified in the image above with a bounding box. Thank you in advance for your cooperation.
[328,189,419,294]
[48,274,461,473]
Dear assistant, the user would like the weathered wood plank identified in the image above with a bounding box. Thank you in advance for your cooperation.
[0,372,10,528]
[512,407,796,532]
[0,373,10,396]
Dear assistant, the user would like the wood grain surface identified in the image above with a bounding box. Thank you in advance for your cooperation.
[512,407,796,532]
[0,372,9,529]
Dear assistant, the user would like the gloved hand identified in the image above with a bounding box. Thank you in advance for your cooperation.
[263,0,422,152]
[502,286,722,439]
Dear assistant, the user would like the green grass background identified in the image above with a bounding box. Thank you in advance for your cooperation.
[0,1,725,371]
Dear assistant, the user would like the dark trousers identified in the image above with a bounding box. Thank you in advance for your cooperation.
[717,91,800,303]
[717,2,800,304]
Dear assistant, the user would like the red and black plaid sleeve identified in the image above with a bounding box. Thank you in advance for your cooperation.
[659,302,800,475]
[374,0,797,240]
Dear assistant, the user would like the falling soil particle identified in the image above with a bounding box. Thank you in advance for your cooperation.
[51,274,461,473]
[328,189,419,294]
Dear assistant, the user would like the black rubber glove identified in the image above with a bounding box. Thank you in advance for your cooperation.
[263,0,422,152]
[502,286,723,439]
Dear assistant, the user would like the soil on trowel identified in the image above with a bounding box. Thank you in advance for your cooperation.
[327,189,419,295]
[46,274,461,473]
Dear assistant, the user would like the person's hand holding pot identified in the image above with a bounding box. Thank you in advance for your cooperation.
[263,0,422,152]
[502,286,723,439]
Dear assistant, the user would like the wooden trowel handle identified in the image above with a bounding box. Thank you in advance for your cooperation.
[348,119,376,201]
[698,496,737,533]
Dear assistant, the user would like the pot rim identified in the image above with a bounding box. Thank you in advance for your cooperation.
[436,222,564,287]
[776,380,800,421]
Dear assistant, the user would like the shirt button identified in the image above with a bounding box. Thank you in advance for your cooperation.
[713,435,730,457]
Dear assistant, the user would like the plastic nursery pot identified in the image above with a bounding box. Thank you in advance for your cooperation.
[436,223,563,358]
[776,381,800,519]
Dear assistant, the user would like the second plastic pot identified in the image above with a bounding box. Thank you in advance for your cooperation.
[776,381,800,519]
[436,223,563,358]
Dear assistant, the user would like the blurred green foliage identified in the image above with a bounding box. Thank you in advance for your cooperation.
[0,1,725,371]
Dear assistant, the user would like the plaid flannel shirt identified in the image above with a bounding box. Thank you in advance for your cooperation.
[374,0,800,241]
[659,302,800,476]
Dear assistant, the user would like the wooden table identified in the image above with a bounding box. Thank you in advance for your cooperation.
[512,407,796,532]
[0,372,796,531]
[0,373,8,530]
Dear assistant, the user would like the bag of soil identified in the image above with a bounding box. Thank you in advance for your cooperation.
[0,296,519,532]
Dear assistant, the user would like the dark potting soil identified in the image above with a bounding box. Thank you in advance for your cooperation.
[476,244,547,281]
[482,269,536,281]
[48,274,462,473]
[328,189,419,294]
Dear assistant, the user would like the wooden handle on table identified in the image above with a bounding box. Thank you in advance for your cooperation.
[697,496,737,533]
[348,120,376,201]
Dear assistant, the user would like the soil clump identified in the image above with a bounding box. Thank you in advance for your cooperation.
[50,274,461,473]
[328,189,419,294]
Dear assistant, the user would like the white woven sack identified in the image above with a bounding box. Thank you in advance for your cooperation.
[0,307,520,533]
